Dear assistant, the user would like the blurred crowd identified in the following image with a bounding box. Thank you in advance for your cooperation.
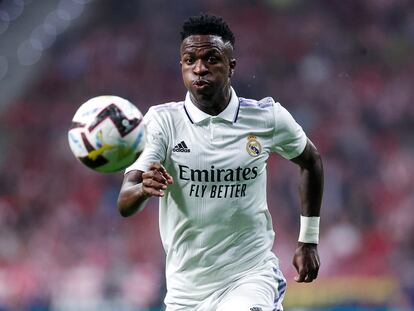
[0,0,413,310]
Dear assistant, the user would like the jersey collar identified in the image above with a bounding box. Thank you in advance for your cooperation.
[183,87,240,124]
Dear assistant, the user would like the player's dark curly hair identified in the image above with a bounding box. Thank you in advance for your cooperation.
[180,14,235,48]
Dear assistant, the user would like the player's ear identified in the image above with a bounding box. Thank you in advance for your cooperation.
[229,59,236,77]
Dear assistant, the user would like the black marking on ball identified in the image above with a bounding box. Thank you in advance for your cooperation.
[70,121,86,129]
[79,132,108,168]
[88,103,141,137]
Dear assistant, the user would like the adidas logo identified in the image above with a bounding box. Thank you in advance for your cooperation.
[173,141,190,153]
[250,308,262,311]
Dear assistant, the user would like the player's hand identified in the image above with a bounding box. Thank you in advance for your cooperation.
[141,163,174,198]
[292,242,320,283]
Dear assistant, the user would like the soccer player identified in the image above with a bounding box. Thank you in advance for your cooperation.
[118,14,323,311]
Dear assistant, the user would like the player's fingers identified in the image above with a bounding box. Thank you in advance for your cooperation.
[300,265,315,283]
[152,163,174,184]
[303,271,315,283]
[293,260,298,271]
[305,272,317,282]
[307,268,318,281]
[294,259,308,282]
[153,170,168,184]
[142,170,155,179]
[143,170,168,184]
[159,169,173,184]
[165,174,174,184]
[309,254,320,277]
[292,254,301,271]
[305,270,318,282]
[304,258,319,282]
[142,186,165,197]
[148,162,164,171]
[293,257,303,282]
[313,257,320,277]
[149,163,168,176]
[315,253,321,270]
[294,268,308,283]
[142,178,167,190]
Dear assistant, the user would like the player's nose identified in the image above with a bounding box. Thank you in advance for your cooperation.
[193,59,208,76]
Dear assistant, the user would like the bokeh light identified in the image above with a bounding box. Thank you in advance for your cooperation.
[0,11,9,34]
[44,10,71,35]
[30,24,57,51]
[57,0,85,21]
[0,0,24,22]
[17,40,42,65]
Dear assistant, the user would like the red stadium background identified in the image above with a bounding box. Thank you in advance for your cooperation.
[0,0,413,310]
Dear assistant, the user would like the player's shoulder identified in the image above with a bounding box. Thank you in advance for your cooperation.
[237,96,286,128]
[145,101,184,120]
[149,101,184,113]
[238,97,281,121]
[238,96,279,110]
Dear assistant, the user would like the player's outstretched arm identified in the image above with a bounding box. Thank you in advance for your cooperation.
[117,163,173,217]
[290,138,324,283]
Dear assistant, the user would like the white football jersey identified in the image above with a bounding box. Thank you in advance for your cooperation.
[125,87,307,308]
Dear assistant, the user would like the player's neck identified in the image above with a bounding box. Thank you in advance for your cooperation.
[190,86,231,116]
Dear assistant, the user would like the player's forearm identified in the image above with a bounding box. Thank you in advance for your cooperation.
[117,183,149,217]
[297,152,323,217]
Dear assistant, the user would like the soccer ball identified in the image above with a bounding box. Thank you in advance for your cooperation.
[68,95,145,173]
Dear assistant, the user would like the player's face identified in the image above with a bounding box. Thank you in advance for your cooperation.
[180,35,236,99]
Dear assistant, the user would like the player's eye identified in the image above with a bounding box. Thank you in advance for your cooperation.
[184,57,195,65]
[207,56,218,64]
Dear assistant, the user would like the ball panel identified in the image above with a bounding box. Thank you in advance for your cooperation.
[72,97,107,124]
[68,129,88,157]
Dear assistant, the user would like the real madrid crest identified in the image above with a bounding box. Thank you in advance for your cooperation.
[246,135,262,157]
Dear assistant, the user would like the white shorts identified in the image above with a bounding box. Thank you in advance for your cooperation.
[166,257,287,311]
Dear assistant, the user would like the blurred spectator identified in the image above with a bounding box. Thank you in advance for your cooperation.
[0,0,413,309]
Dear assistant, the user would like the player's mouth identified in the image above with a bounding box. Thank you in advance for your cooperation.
[193,79,210,88]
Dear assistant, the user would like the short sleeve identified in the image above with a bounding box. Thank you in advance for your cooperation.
[124,107,168,173]
[270,101,307,159]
